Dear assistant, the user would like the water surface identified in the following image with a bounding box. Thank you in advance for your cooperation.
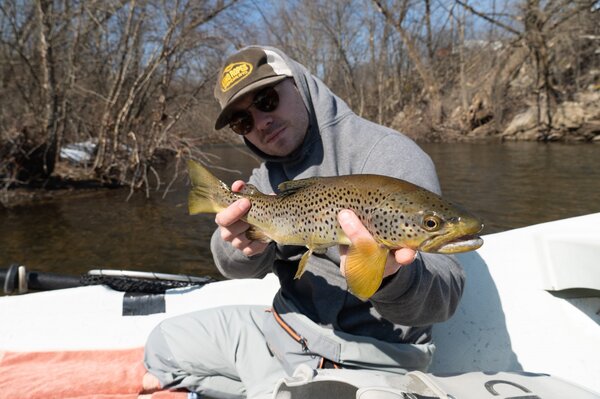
[1,142,598,278]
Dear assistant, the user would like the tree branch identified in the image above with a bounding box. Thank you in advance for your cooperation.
[455,0,521,36]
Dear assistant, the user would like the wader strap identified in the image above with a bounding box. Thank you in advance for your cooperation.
[269,308,341,368]
[269,308,309,352]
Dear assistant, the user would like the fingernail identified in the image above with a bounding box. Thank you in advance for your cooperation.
[338,210,351,223]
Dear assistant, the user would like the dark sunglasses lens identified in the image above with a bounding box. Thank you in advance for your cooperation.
[228,86,279,135]
[229,111,253,135]
[253,87,279,112]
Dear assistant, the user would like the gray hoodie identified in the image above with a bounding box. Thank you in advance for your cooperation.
[210,46,464,348]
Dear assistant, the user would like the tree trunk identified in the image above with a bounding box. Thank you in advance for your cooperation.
[36,0,58,176]
[372,0,444,125]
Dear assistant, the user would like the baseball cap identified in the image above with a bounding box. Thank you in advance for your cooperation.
[214,47,293,130]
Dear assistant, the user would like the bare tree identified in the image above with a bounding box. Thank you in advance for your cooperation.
[0,0,238,199]
[456,0,597,138]
[2,0,598,205]
[372,0,445,126]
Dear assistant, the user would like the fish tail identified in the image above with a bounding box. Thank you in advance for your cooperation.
[187,159,229,215]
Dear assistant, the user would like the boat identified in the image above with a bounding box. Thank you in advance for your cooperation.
[1,212,599,398]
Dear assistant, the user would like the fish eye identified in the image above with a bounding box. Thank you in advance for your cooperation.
[422,215,442,231]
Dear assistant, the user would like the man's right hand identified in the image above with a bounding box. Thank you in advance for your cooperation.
[214,180,270,257]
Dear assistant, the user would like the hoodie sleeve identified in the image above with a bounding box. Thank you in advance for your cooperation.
[210,230,275,279]
[369,253,465,326]
[209,164,276,279]
[358,131,466,326]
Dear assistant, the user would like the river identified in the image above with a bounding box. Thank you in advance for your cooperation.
[1,142,599,279]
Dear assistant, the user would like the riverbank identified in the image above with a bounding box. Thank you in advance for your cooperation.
[395,90,600,143]
[0,160,124,209]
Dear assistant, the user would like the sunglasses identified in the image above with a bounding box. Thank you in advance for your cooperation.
[228,86,280,135]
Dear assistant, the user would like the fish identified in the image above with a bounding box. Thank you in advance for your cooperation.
[187,160,483,299]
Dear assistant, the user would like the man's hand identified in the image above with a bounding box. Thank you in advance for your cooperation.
[337,209,417,278]
[214,180,270,257]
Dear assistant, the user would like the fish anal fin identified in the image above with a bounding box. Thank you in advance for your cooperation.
[345,240,389,300]
[295,250,313,279]
[246,227,272,243]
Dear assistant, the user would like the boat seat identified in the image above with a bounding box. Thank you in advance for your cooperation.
[272,364,600,399]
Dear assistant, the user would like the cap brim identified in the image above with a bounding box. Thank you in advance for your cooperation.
[214,75,288,130]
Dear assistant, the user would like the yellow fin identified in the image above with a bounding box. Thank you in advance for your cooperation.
[295,250,313,279]
[187,160,228,215]
[345,240,389,299]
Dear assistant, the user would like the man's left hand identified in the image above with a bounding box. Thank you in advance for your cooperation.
[337,209,417,278]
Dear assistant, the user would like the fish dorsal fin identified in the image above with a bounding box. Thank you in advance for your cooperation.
[345,240,389,300]
[278,177,321,195]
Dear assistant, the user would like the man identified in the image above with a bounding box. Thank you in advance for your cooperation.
[144,46,464,399]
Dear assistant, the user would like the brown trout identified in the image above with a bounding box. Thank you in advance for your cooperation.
[187,160,483,299]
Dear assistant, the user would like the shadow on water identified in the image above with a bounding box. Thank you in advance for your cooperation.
[430,251,522,373]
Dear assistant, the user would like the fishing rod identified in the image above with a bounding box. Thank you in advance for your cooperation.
[1,264,81,294]
[1,264,215,295]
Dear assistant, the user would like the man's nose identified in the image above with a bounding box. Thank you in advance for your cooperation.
[252,109,273,132]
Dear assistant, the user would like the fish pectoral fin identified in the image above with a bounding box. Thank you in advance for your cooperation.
[345,240,389,300]
[245,227,272,243]
[295,250,313,279]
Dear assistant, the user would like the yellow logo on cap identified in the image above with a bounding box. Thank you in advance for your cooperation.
[220,62,253,92]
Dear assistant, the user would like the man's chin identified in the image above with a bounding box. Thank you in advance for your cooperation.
[258,127,305,157]
[265,141,297,158]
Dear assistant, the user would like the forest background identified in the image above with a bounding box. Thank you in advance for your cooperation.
[1,0,598,205]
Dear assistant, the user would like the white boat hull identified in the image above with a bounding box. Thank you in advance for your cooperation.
[1,213,599,395]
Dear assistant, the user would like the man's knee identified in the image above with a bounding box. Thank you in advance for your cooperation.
[144,321,185,388]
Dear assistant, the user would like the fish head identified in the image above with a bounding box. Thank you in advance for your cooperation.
[415,208,484,253]
[381,187,484,254]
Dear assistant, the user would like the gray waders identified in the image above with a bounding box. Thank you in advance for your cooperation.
[144,304,434,398]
